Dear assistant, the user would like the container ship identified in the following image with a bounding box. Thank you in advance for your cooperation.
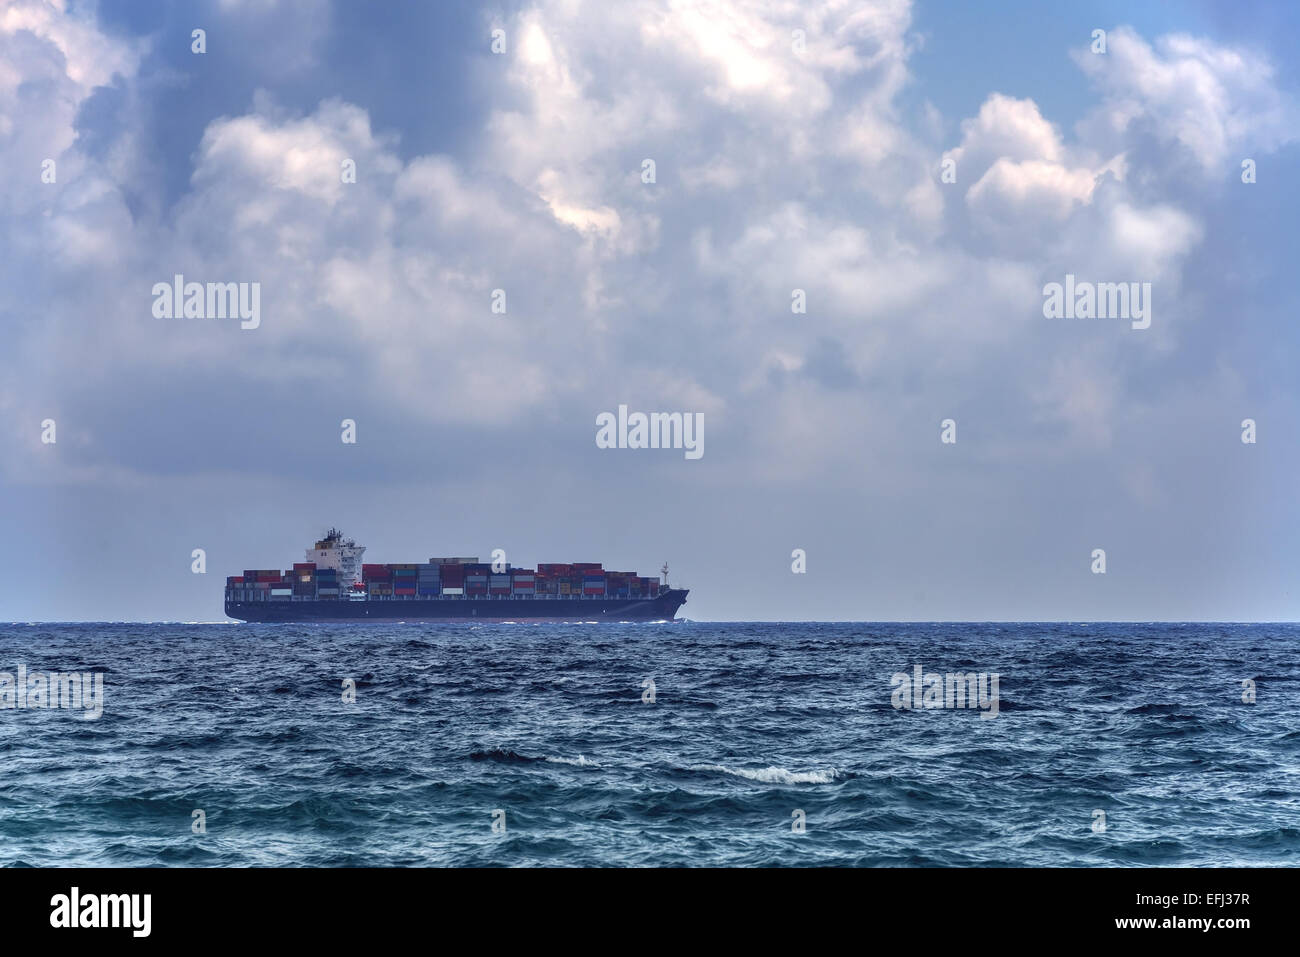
[224,529,690,622]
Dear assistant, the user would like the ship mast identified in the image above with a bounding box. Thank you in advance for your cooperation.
[661,562,670,587]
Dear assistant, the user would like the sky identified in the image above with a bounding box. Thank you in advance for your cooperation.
[1,0,1298,622]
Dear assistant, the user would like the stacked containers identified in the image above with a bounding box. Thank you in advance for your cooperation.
[574,564,601,597]
[417,562,441,597]
[255,555,657,603]
[465,563,489,597]
[316,567,340,599]
[391,563,418,597]
[292,561,316,597]
[364,564,392,598]
[245,570,277,602]
[441,564,465,596]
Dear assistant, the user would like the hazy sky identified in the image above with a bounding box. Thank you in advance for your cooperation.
[2,0,1298,622]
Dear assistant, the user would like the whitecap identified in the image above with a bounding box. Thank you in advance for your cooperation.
[693,763,841,785]
[545,754,599,767]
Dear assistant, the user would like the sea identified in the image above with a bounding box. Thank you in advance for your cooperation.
[0,621,1296,867]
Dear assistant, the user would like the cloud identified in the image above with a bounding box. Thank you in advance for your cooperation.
[2,1,1299,619]
[1074,26,1298,174]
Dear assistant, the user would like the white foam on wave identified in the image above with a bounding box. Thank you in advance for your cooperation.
[545,754,599,767]
[694,763,842,785]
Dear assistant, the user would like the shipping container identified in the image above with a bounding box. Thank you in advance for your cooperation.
[441,587,464,596]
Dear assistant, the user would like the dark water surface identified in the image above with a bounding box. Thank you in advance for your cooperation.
[0,621,1295,866]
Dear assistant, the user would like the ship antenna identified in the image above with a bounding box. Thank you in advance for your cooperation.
[661,562,669,587]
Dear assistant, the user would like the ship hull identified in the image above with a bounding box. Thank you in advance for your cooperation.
[225,589,689,623]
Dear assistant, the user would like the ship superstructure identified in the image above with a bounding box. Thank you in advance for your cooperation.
[305,528,366,591]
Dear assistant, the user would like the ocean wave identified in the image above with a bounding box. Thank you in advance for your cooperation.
[5,620,1299,866]
[468,749,544,764]
[691,763,844,785]
[544,755,599,767]
[467,749,599,768]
